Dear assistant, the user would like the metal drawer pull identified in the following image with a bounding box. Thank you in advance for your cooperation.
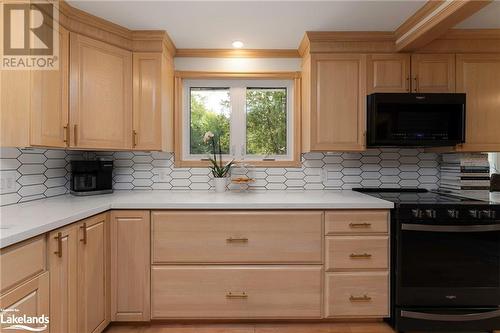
[226,237,248,243]
[350,253,372,259]
[350,295,372,302]
[226,292,248,299]
[80,223,87,244]
[54,232,62,257]
[349,223,371,228]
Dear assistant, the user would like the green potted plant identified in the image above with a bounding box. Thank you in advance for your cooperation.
[203,131,234,192]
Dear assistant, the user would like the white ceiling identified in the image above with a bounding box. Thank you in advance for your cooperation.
[67,1,499,50]
[456,1,500,29]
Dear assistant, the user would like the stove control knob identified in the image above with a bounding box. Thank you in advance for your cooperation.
[425,209,437,218]
[412,209,423,219]
[469,210,479,219]
[480,210,493,219]
[447,209,460,219]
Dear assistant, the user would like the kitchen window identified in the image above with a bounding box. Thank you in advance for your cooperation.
[175,73,300,167]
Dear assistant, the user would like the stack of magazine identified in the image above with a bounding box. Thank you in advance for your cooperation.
[440,153,490,193]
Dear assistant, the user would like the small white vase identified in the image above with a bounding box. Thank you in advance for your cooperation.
[213,177,228,193]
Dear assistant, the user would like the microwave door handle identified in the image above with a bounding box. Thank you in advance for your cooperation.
[401,309,500,322]
[401,223,500,232]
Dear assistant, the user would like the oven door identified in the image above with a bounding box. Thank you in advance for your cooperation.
[396,222,500,307]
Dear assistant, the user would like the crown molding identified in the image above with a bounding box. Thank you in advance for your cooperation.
[59,1,176,55]
[175,49,300,58]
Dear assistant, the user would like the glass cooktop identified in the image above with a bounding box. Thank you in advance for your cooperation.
[352,188,484,205]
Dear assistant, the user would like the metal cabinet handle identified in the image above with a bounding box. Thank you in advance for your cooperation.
[226,237,248,243]
[349,222,371,228]
[63,125,68,143]
[350,253,372,259]
[349,295,372,302]
[406,76,410,92]
[226,292,248,299]
[73,124,78,146]
[54,232,62,257]
[133,130,138,147]
[79,223,87,244]
[401,309,500,322]
[414,76,419,92]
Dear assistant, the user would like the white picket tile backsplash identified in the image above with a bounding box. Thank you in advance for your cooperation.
[0,147,442,206]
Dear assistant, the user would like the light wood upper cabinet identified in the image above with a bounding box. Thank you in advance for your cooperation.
[49,224,78,333]
[0,272,50,331]
[31,26,70,148]
[456,54,500,152]
[132,52,174,151]
[70,33,132,150]
[367,54,410,93]
[110,210,150,321]
[77,212,110,333]
[303,53,367,152]
[411,54,455,93]
[0,70,31,147]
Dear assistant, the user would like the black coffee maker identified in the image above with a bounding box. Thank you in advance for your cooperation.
[70,159,113,195]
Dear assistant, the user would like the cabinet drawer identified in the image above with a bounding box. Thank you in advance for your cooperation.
[325,210,388,234]
[0,236,46,294]
[151,265,322,319]
[325,272,389,318]
[325,236,389,270]
[152,211,322,263]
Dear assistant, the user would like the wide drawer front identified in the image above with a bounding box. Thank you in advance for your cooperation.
[152,211,323,263]
[325,210,388,234]
[151,266,322,319]
[0,236,46,294]
[325,272,389,318]
[325,236,389,270]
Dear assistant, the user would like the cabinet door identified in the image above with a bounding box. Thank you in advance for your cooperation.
[49,225,78,333]
[31,26,70,147]
[411,54,455,93]
[311,54,367,151]
[70,33,132,150]
[110,210,150,321]
[0,272,50,332]
[367,54,410,93]
[78,213,110,333]
[0,70,30,147]
[456,54,500,152]
[133,53,162,150]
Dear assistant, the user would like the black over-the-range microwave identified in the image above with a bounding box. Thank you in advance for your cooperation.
[366,93,466,147]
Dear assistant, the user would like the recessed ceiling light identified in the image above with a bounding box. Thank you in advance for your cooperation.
[232,40,244,49]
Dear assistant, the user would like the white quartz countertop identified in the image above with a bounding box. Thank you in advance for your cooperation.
[0,190,393,248]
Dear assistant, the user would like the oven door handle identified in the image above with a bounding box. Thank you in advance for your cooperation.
[401,309,500,322]
[401,223,500,232]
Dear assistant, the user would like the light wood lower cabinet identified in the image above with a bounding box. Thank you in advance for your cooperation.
[152,211,322,264]
[48,224,78,333]
[110,210,150,321]
[0,272,50,331]
[0,236,46,294]
[151,265,322,319]
[325,210,389,235]
[325,236,389,271]
[325,271,389,318]
[77,213,111,333]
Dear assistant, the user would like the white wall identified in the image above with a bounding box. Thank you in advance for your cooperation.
[174,57,301,72]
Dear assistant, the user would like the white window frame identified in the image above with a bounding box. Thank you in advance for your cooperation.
[182,79,295,163]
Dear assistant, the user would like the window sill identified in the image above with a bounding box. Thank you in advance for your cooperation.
[174,158,301,168]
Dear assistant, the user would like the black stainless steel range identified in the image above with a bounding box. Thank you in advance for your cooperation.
[353,188,500,333]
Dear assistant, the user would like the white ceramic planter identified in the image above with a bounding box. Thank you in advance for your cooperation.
[213,177,228,193]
